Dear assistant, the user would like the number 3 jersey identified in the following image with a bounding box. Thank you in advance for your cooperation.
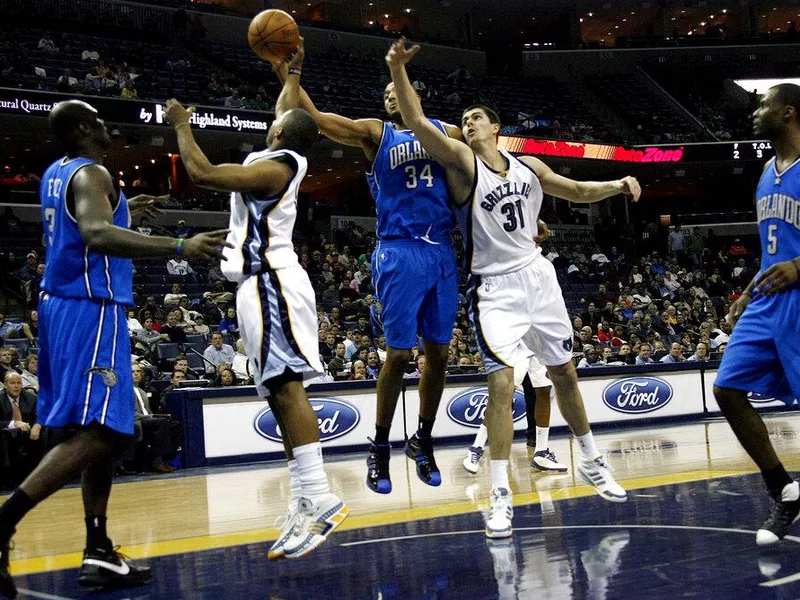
[755,156,800,273]
[456,149,544,276]
[367,120,455,243]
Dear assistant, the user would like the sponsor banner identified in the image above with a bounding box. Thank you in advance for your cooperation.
[703,368,796,411]
[254,397,361,443]
[0,87,272,133]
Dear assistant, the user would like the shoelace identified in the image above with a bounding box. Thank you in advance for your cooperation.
[489,496,512,519]
[469,449,481,462]
[541,450,557,462]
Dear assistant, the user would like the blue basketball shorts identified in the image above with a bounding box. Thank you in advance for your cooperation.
[715,288,800,403]
[37,293,134,435]
[371,240,458,349]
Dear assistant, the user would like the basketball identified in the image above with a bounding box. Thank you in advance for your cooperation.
[247,9,300,63]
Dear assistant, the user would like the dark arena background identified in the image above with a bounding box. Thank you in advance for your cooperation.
[2,0,800,597]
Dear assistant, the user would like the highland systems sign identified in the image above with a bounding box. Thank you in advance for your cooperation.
[0,87,272,133]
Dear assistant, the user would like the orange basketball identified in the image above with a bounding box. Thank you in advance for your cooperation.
[248,9,300,63]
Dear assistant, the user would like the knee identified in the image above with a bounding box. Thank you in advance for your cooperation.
[713,385,745,412]
[546,362,578,388]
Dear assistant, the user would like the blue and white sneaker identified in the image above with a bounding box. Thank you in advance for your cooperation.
[268,501,300,560]
[485,488,513,539]
[531,449,568,473]
[577,456,627,503]
[283,493,349,559]
[463,446,484,474]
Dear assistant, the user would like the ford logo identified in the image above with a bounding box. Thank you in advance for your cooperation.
[447,387,526,428]
[254,397,361,443]
[602,377,673,414]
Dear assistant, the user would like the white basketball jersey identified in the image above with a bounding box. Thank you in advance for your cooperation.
[457,149,543,276]
[222,148,307,283]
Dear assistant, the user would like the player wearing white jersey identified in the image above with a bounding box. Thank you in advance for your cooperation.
[387,38,641,538]
[165,40,348,560]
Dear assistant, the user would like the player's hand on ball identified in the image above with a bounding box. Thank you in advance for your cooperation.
[534,219,551,244]
[755,259,800,296]
[287,36,305,71]
[128,194,168,218]
[386,37,420,69]
[619,176,641,202]
[183,229,233,262]
[165,99,195,128]
[726,294,751,328]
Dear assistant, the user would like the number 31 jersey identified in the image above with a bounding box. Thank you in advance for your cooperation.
[456,149,544,276]
[367,120,455,243]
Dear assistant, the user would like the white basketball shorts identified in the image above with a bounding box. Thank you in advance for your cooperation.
[513,354,550,388]
[236,266,324,397]
[467,256,573,375]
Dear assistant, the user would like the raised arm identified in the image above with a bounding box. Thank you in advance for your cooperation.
[273,59,382,156]
[165,99,294,195]
[518,155,641,204]
[386,38,473,174]
[274,37,304,118]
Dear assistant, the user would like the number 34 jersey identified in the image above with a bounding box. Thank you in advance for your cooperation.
[367,120,455,243]
[456,149,544,276]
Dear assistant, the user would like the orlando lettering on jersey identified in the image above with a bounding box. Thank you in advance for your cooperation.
[756,192,800,229]
[480,181,532,212]
[389,140,431,169]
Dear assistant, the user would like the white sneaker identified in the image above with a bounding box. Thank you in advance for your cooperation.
[531,449,568,473]
[485,487,513,539]
[282,493,349,559]
[578,456,627,503]
[463,446,484,474]
[268,501,300,560]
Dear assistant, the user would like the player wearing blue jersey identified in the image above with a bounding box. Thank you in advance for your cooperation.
[0,100,228,598]
[275,48,462,494]
[714,84,800,547]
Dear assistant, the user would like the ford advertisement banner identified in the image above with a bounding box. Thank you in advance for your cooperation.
[602,377,673,414]
[446,387,527,428]
[254,397,361,443]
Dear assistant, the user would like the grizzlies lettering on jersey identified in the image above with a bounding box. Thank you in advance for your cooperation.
[39,157,133,304]
[222,149,306,283]
[367,120,455,242]
[457,150,544,276]
[755,157,800,272]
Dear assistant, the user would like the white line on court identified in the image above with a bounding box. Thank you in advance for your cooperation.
[18,589,74,600]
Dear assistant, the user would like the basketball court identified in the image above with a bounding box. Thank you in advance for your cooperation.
[3,410,800,598]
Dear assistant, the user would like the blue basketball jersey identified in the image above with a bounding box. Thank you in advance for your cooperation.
[367,120,455,242]
[755,157,800,273]
[40,157,133,304]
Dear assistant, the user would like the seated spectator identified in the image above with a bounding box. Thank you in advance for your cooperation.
[162,368,187,396]
[174,220,191,239]
[134,317,169,354]
[203,332,235,375]
[160,310,188,345]
[38,36,58,52]
[319,332,337,363]
[164,282,188,306]
[688,341,710,362]
[728,239,747,257]
[213,366,238,387]
[120,79,138,99]
[131,364,181,473]
[127,309,143,334]
[577,345,603,368]
[635,344,654,365]
[348,360,367,381]
[19,355,38,392]
[232,339,255,383]
[660,342,686,363]
[0,314,23,340]
[245,93,269,111]
[327,342,348,375]
[366,351,382,379]
[137,217,153,236]
[15,253,39,282]
[56,69,80,93]
[0,348,20,383]
[406,355,426,378]
[224,89,243,108]
[167,256,194,277]
[189,314,210,336]
[0,372,41,487]
[218,307,239,338]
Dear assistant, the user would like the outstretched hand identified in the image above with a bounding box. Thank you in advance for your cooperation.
[619,176,641,202]
[386,37,421,70]
[165,98,196,129]
[128,194,168,218]
[287,36,305,71]
[183,229,234,262]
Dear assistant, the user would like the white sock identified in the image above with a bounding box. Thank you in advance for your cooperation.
[473,424,489,450]
[287,459,302,508]
[293,442,330,501]
[534,426,550,453]
[490,460,510,491]
[576,431,600,461]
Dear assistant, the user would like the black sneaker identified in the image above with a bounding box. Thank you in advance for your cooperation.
[405,433,441,487]
[0,534,16,599]
[526,431,536,448]
[366,439,392,494]
[78,545,152,589]
[757,482,800,546]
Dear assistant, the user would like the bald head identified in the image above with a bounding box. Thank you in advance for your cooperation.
[4,372,21,397]
[268,108,318,155]
[49,100,110,151]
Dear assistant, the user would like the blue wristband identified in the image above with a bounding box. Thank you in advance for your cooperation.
[176,238,184,257]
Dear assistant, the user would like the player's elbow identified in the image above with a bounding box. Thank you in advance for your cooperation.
[81,221,114,252]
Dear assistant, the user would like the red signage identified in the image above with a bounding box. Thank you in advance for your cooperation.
[498,136,686,163]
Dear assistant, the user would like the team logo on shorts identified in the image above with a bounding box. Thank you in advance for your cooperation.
[562,338,573,352]
[602,377,673,414]
[254,397,361,443]
[747,392,795,405]
[447,387,526,428]
[87,367,118,388]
